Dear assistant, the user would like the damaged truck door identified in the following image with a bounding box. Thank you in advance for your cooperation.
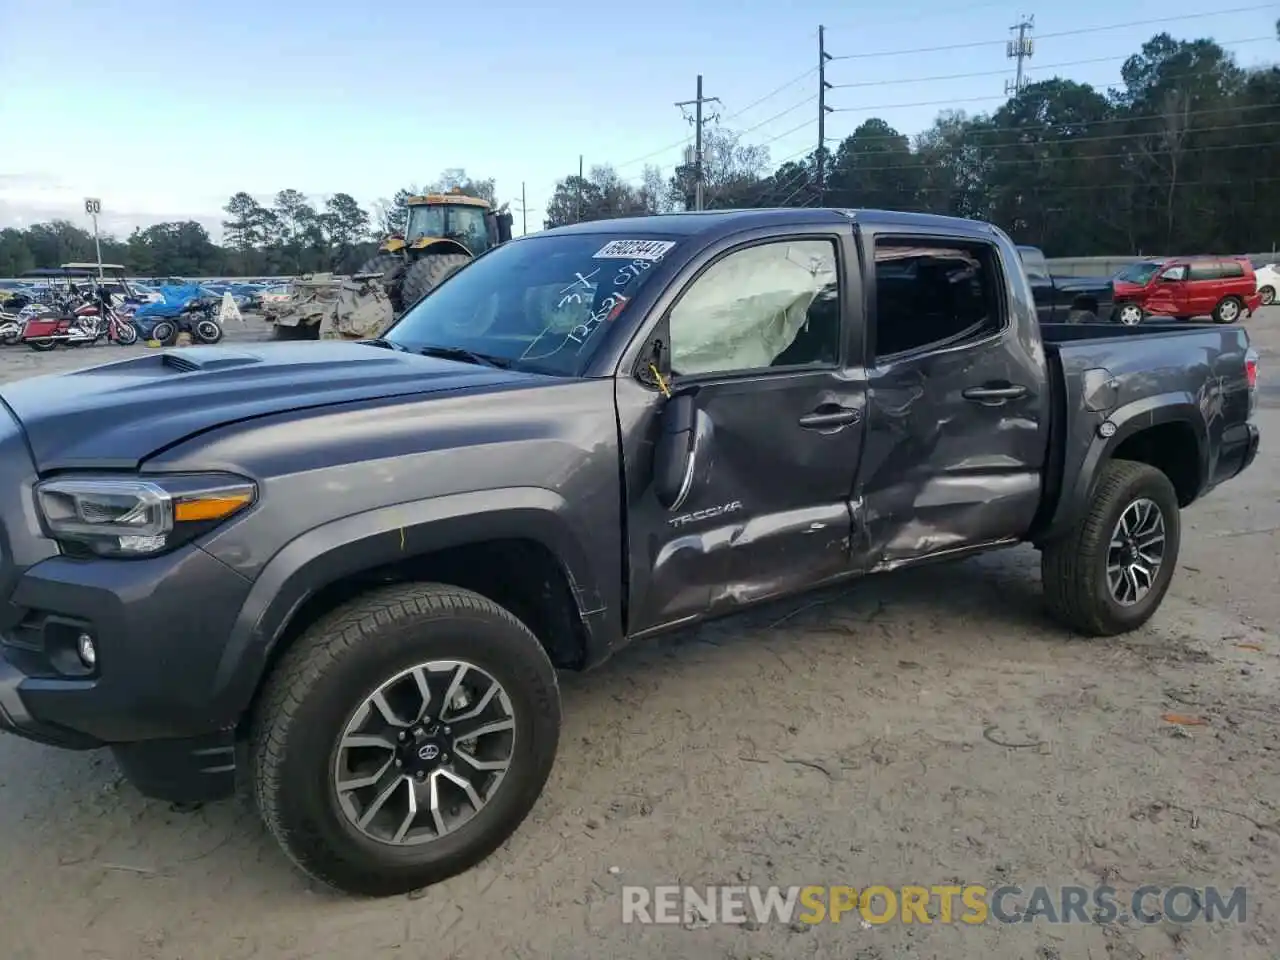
[857,228,1049,565]
[624,232,866,634]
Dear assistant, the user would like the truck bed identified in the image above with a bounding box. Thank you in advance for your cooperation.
[1035,320,1254,542]
[1040,320,1219,344]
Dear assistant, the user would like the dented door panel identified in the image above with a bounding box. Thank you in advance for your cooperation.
[855,225,1051,567]
[616,372,864,636]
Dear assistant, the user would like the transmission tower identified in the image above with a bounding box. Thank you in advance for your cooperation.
[1005,15,1035,96]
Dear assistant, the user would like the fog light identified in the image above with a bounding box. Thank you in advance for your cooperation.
[76,632,97,668]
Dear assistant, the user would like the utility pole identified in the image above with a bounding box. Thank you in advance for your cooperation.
[576,155,584,223]
[817,25,834,206]
[1005,15,1035,96]
[675,75,720,211]
[513,181,535,236]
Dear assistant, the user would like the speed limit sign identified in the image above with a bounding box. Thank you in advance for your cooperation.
[84,198,102,215]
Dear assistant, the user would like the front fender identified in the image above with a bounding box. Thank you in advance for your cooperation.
[209,487,611,718]
[409,237,472,258]
[1046,394,1206,540]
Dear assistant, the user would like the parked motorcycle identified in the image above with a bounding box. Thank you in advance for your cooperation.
[20,290,140,351]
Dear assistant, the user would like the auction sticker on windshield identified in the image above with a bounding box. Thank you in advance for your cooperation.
[593,239,676,260]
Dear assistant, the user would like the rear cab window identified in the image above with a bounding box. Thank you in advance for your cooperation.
[870,238,1006,361]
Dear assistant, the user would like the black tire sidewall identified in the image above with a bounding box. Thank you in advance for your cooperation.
[1089,468,1181,631]
[261,600,560,893]
[1213,297,1242,323]
[151,320,176,345]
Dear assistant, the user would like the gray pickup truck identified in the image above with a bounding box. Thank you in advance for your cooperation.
[0,209,1260,897]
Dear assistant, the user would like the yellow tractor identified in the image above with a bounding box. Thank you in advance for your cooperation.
[358,189,514,315]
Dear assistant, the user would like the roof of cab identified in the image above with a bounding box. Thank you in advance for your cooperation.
[533,207,998,243]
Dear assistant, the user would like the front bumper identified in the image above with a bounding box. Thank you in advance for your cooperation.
[0,545,254,745]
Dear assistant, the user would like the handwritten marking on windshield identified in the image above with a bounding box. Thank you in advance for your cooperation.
[558,269,600,296]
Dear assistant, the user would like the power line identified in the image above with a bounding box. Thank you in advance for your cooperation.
[811,140,1271,175]
[722,68,818,122]
[827,36,1275,88]
[827,5,1276,60]
[736,95,817,137]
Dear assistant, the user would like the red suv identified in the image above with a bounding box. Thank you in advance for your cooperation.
[1112,256,1262,325]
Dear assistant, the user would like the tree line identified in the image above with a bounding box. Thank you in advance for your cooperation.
[545,31,1280,257]
[0,169,495,279]
[0,30,1276,278]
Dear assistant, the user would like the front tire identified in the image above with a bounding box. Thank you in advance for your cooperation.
[1115,303,1144,326]
[250,583,561,897]
[1041,459,1181,636]
[1260,286,1275,306]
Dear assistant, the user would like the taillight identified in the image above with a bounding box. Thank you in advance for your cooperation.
[1245,346,1258,418]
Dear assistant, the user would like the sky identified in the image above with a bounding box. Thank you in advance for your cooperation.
[0,0,1274,242]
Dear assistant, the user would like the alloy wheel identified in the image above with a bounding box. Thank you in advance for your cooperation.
[332,660,516,846]
[1106,498,1166,606]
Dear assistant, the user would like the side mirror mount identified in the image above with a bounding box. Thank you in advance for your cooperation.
[653,393,698,511]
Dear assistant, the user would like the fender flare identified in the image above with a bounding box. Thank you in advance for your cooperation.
[1050,394,1206,538]
[408,237,472,259]
[210,487,602,716]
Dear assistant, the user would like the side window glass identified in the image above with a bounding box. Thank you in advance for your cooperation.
[1219,260,1245,278]
[1187,262,1219,282]
[668,239,840,376]
[872,239,1002,360]
[1160,265,1187,282]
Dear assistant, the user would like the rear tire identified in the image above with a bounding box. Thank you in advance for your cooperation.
[1212,296,1243,324]
[195,318,223,344]
[27,339,57,352]
[399,254,471,310]
[1041,459,1181,637]
[250,583,561,897]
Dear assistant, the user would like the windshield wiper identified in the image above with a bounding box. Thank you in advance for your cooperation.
[360,337,407,351]
[416,345,511,369]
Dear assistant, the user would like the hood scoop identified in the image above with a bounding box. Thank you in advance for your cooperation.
[162,348,264,373]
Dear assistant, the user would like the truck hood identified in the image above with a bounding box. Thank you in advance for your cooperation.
[0,341,533,471]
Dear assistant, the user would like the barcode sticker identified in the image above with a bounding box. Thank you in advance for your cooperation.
[592,239,676,261]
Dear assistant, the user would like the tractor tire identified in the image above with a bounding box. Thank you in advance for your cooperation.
[357,253,404,283]
[400,254,471,310]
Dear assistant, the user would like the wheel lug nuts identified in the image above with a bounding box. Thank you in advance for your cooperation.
[415,771,426,781]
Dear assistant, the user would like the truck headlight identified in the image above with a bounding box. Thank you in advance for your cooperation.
[34,474,256,558]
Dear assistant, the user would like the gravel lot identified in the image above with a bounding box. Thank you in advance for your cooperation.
[1,310,1278,960]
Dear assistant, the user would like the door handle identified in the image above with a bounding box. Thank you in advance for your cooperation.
[798,405,861,429]
[962,384,1028,403]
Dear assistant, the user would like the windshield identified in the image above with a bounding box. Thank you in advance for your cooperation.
[1116,262,1160,284]
[405,203,491,254]
[386,233,678,376]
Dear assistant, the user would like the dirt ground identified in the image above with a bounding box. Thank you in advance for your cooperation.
[0,310,1277,960]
